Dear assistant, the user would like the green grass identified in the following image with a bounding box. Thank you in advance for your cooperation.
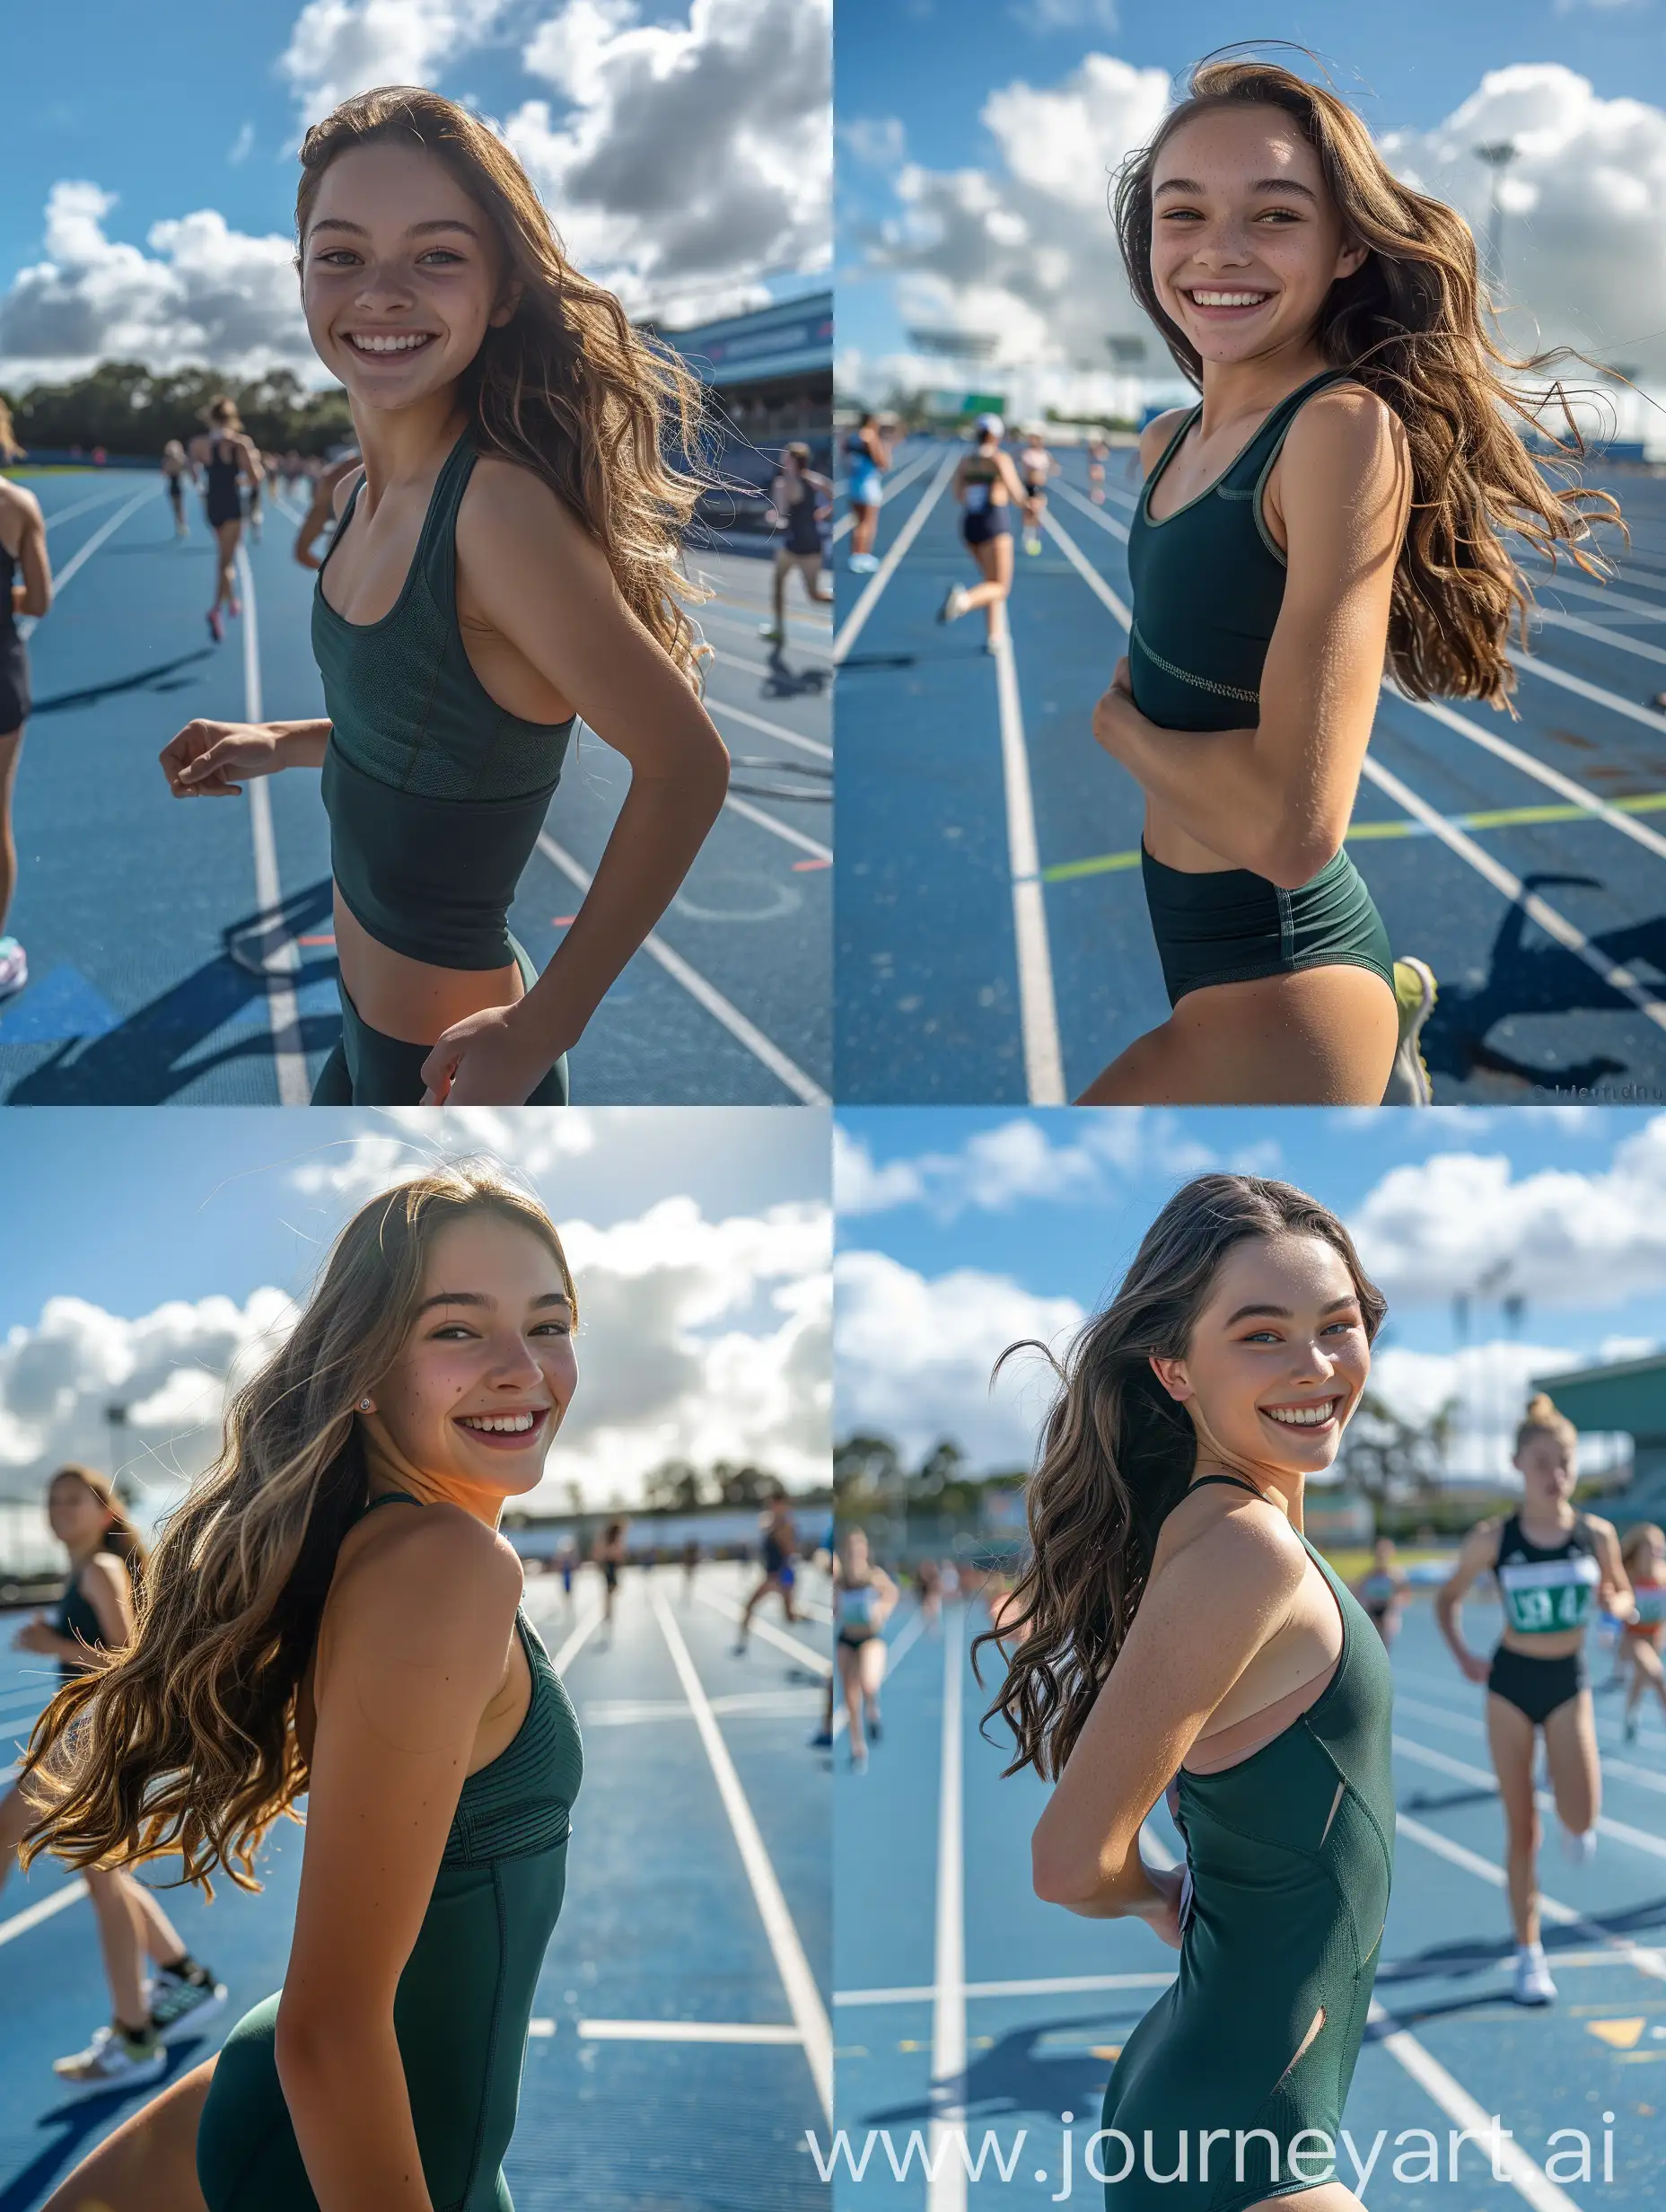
[1320,1546,1451,1585]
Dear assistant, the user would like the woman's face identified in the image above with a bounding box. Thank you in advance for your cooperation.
[373,1214,577,1500]
[303,142,519,412]
[842,1532,870,1576]
[1151,1232,1371,1479]
[1148,104,1367,371]
[48,1476,112,1550]
[1515,1429,1575,1505]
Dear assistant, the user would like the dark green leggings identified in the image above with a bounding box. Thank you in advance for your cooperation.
[311,936,568,1105]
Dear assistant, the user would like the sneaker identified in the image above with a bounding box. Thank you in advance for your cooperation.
[1625,1711,1640,1743]
[809,1728,833,1749]
[1558,1823,1597,1867]
[937,586,968,626]
[849,1747,868,1774]
[52,2022,167,2094]
[1381,957,1437,1105]
[758,623,785,645]
[1023,531,1041,556]
[0,935,26,1001]
[229,595,242,619]
[1513,1943,1556,2006]
[847,552,880,575]
[206,607,224,643]
[732,1641,748,1657]
[866,1712,882,1743]
[149,1962,228,2041]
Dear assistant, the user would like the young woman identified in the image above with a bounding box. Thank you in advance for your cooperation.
[937,416,1029,651]
[735,1494,802,1651]
[2,1466,225,2094]
[1017,428,1052,556]
[762,443,833,645]
[592,1518,627,1639]
[834,1529,897,1774]
[1350,1534,1408,1648]
[1086,431,1109,505]
[1080,58,1622,1107]
[1434,1393,1631,2006]
[978,1173,1394,2212]
[22,1163,585,2212]
[0,398,51,1003]
[844,412,891,572]
[1619,1523,1666,1742]
[162,440,193,540]
[159,86,730,1107]
[188,398,264,643]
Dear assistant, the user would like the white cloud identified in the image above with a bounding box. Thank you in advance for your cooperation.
[840,116,906,170]
[835,1249,1083,1470]
[288,1110,597,1204]
[228,123,255,167]
[1349,1114,1666,1307]
[279,0,508,127]
[504,0,830,320]
[1367,1339,1633,1483]
[1013,0,1120,27]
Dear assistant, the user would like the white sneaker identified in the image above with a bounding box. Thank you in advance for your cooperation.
[1381,957,1436,1105]
[1513,1943,1556,2006]
[937,585,968,625]
[1558,1823,1597,1867]
[0,935,27,1001]
[52,2022,168,2094]
[148,1963,228,2040]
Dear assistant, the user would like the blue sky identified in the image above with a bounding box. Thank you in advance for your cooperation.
[1,0,830,391]
[837,0,1666,421]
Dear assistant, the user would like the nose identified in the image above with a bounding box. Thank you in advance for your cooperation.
[487,1331,547,1389]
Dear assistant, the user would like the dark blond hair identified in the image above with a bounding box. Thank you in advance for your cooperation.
[295,84,712,683]
[19,1162,574,1895]
[1621,1522,1663,1577]
[1515,1391,1578,1461]
[48,1463,149,1584]
[205,395,242,431]
[1113,53,1625,710]
[972,1174,1386,1779]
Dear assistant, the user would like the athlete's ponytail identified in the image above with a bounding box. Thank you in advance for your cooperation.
[17,1160,576,1897]
[1112,49,1626,710]
[1514,1391,1578,1461]
[972,1173,1385,1781]
[204,395,242,432]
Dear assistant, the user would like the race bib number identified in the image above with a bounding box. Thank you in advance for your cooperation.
[1498,1553,1600,1634]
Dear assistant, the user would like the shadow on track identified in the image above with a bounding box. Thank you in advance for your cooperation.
[31,651,216,717]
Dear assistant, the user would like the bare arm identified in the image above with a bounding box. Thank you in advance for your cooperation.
[1092,390,1410,885]
[1031,1505,1307,1918]
[276,1513,522,2212]
[13,495,51,618]
[1434,1521,1501,1676]
[1589,1515,1636,1621]
[294,457,360,570]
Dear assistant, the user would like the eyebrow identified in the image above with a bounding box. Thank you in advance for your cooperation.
[309,217,482,240]
[415,1289,573,1315]
[1223,1295,1358,1327]
[1154,177,1320,205]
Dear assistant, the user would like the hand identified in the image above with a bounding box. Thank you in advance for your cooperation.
[1091,656,1137,761]
[1136,1862,1187,1951]
[419,1003,564,1106]
[13,1615,57,1655]
[294,545,323,571]
[160,720,283,797]
[1458,1650,1491,1685]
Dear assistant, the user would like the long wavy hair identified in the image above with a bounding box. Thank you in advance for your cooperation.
[17,1162,576,1896]
[1113,53,1627,708]
[295,84,713,684]
[49,1463,149,1588]
[971,1174,1386,1781]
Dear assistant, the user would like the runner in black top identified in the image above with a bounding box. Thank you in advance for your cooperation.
[761,443,832,645]
[188,396,264,643]
[734,1494,801,1651]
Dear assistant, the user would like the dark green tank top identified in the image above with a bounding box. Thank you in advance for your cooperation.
[53,1566,110,1682]
[1127,368,1355,733]
[311,432,575,972]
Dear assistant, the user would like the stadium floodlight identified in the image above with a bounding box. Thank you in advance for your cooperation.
[905,326,1001,362]
[1471,140,1519,289]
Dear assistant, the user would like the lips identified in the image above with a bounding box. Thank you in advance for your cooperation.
[455,1408,549,1448]
[1181,289,1273,317]
[344,331,437,357]
[1259,1397,1343,1431]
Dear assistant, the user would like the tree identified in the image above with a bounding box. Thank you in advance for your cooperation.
[643,1458,706,1512]
[834,1432,901,1503]
[711,1461,780,1506]
[1337,1391,1457,1504]
[912,1438,966,1500]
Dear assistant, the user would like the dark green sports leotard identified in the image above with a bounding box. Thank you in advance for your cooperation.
[52,1567,110,1683]
[1126,370,1394,1006]
[196,1492,584,2212]
[1101,1474,1395,2211]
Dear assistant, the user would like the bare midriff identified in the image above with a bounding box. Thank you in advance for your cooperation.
[332,889,524,1044]
[1142,796,1248,874]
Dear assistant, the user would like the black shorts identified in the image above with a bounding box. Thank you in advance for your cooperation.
[166,476,184,506]
[205,491,243,529]
[837,1627,875,1649]
[1488,1644,1586,1725]
[963,507,1012,549]
[0,636,30,733]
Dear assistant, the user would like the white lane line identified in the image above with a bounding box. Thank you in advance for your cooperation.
[1511,647,1666,735]
[41,480,152,532]
[1533,605,1666,668]
[649,1581,832,2123]
[0,1877,89,1948]
[695,1586,831,1678]
[548,1603,606,1678]
[832,452,959,664]
[881,1606,926,1683]
[699,607,834,663]
[235,542,311,1106]
[15,483,160,638]
[1530,569,1666,622]
[703,696,830,761]
[1394,1690,1666,1796]
[1052,475,1133,547]
[1393,1730,1666,1865]
[1042,511,1132,626]
[1367,1998,1586,2212]
[992,630,1065,1105]
[1385,687,1666,866]
[1361,753,1666,1034]
[837,1972,1176,2006]
[722,792,831,861]
[929,1602,967,2212]
[576,2018,802,2044]
[534,832,828,1104]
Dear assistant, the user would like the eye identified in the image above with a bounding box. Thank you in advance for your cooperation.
[429,1323,479,1340]
[420,249,465,265]
[531,1320,572,1339]
[314,250,362,267]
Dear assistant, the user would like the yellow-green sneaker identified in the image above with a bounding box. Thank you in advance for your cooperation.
[1382,957,1436,1105]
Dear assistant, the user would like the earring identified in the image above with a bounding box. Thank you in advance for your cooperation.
[358,1398,373,1412]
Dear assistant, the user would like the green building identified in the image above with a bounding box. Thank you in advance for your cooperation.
[1530,1349,1666,1527]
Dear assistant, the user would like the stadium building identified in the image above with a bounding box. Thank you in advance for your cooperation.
[644,290,832,525]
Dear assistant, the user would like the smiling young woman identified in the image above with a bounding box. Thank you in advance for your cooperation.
[973,1173,1396,2212]
[19,1163,585,2212]
[158,85,730,1107]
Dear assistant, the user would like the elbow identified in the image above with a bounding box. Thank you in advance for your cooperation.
[23,592,51,619]
[1255,824,1345,892]
[1031,1834,1110,1908]
[274,1998,378,2095]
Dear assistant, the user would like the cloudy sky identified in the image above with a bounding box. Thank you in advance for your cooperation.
[0,1108,830,1521]
[836,1105,1666,1479]
[837,0,1666,426]
[2,0,830,390]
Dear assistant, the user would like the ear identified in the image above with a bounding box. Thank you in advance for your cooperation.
[1336,237,1370,282]
[489,277,524,329]
[1148,1353,1192,1403]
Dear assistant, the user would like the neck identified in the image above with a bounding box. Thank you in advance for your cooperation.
[1197,344,1329,434]
[347,391,471,505]
[66,1537,104,1570]
[359,1413,507,1532]
[1191,1451,1303,1529]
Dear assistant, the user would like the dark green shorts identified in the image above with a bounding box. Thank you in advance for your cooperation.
[1140,845,1393,1010]
[311,935,568,1105]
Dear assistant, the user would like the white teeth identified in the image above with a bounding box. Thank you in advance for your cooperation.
[1189,292,1268,307]
[1264,1401,1339,1427]
[460,1412,539,1435]
[348,333,434,354]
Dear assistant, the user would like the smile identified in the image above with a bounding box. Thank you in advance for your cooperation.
[1261,1399,1341,1428]
[1184,290,1271,310]
[456,1409,547,1438]
[345,332,437,356]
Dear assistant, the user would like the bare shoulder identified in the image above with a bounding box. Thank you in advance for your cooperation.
[0,478,43,524]
[1582,1510,1621,1546]
[81,1549,128,1593]
[1287,381,1410,480]
[460,452,600,575]
[1160,1488,1308,1598]
[332,1502,522,1646]
[1138,408,1193,478]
